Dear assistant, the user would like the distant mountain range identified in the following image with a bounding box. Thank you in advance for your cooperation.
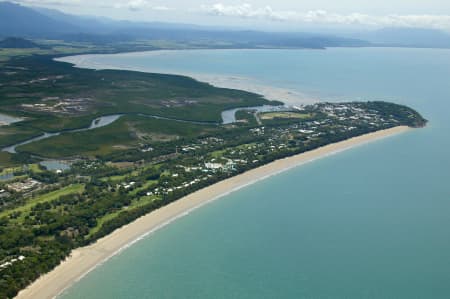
[1,1,450,49]
[0,1,368,48]
[0,2,78,37]
[358,27,450,48]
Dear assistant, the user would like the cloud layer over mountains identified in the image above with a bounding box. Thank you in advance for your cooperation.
[201,3,450,31]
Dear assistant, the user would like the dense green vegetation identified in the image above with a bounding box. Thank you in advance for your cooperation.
[0,54,279,161]
[17,116,219,158]
[0,100,426,298]
[0,48,427,298]
[0,55,276,122]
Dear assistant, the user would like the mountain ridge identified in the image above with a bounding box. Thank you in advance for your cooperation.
[1,1,449,49]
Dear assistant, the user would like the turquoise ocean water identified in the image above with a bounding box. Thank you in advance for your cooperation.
[60,48,450,299]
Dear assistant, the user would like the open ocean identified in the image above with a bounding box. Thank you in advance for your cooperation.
[60,48,450,299]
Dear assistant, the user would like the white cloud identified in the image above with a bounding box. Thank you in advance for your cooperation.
[200,3,285,21]
[201,3,450,30]
[13,0,81,6]
[152,6,171,11]
[113,0,172,12]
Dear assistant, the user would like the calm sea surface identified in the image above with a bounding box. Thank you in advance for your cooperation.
[60,48,450,299]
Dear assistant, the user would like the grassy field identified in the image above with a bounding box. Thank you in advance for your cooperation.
[129,180,158,196]
[0,44,99,62]
[0,38,135,62]
[86,210,122,238]
[0,184,85,219]
[28,163,44,173]
[260,112,313,120]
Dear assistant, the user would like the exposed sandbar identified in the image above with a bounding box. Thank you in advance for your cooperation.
[56,53,316,105]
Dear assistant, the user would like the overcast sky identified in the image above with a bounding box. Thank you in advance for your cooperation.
[12,0,450,31]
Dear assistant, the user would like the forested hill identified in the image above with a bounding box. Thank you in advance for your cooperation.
[0,37,41,49]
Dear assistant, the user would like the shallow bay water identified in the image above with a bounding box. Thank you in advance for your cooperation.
[60,48,450,299]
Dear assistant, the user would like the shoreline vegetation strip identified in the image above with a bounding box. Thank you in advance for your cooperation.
[16,126,410,299]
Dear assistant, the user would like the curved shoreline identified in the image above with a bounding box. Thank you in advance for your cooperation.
[16,125,411,299]
[55,52,316,106]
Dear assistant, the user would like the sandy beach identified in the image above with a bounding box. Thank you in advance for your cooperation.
[15,125,410,299]
[55,53,316,106]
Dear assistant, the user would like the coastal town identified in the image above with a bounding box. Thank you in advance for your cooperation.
[0,51,426,299]
[0,0,446,297]
[1,101,424,211]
